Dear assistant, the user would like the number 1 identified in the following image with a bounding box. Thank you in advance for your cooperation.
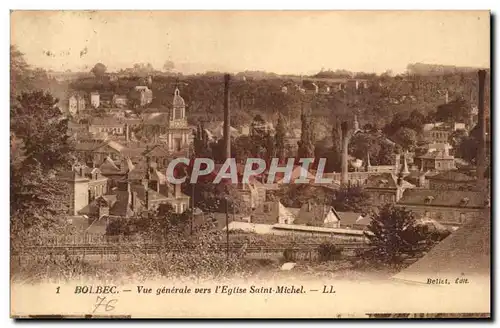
[56,286,60,294]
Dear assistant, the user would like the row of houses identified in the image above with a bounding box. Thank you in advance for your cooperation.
[61,157,191,219]
[65,85,154,115]
[281,78,370,95]
[71,88,192,158]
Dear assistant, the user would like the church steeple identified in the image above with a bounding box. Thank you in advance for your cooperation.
[172,88,186,121]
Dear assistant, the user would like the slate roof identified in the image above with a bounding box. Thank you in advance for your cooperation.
[143,144,170,157]
[364,172,415,189]
[335,211,371,228]
[295,204,335,226]
[75,142,99,151]
[93,140,126,153]
[99,156,121,174]
[143,113,170,125]
[397,189,486,209]
[364,172,398,189]
[78,182,172,218]
[121,147,147,158]
[426,171,476,182]
[90,117,124,126]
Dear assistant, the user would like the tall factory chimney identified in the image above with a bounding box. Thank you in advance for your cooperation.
[476,69,487,182]
[223,74,231,160]
[340,121,350,186]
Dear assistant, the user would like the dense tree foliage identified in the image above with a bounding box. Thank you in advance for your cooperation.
[91,62,107,78]
[363,204,450,266]
[435,98,470,123]
[297,107,315,159]
[391,127,418,152]
[10,48,75,247]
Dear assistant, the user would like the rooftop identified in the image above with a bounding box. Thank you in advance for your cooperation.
[90,117,124,126]
[426,170,476,182]
[397,189,486,209]
[418,151,454,160]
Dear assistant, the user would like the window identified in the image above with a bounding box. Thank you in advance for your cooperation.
[173,204,178,213]
[435,212,443,221]
[174,107,183,120]
[181,203,186,213]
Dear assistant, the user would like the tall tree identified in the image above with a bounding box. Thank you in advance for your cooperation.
[11,92,74,246]
[275,114,286,161]
[391,127,418,152]
[363,204,421,265]
[297,106,315,158]
[10,45,29,97]
[331,186,371,212]
[10,50,74,246]
[11,91,73,169]
[363,204,450,266]
[91,62,107,78]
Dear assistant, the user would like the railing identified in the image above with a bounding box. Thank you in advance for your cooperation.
[37,233,369,246]
[12,242,370,263]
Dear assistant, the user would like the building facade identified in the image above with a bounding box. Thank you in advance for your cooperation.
[135,86,153,106]
[89,118,125,135]
[68,94,86,115]
[61,165,109,215]
[397,189,487,229]
[416,151,456,171]
[166,88,192,153]
[90,92,100,108]
[112,94,128,107]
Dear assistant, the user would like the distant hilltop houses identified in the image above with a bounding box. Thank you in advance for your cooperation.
[406,63,490,76]
[281,77,369,96]
[60,85,154,114]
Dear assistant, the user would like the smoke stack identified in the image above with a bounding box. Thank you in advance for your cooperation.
[223,74,231,160]
[340,121,350,186]
[476,70,487,181]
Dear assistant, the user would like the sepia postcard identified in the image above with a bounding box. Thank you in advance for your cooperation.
[10,10,491,319]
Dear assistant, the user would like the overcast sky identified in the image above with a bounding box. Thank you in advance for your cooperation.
[11,11,490,75]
